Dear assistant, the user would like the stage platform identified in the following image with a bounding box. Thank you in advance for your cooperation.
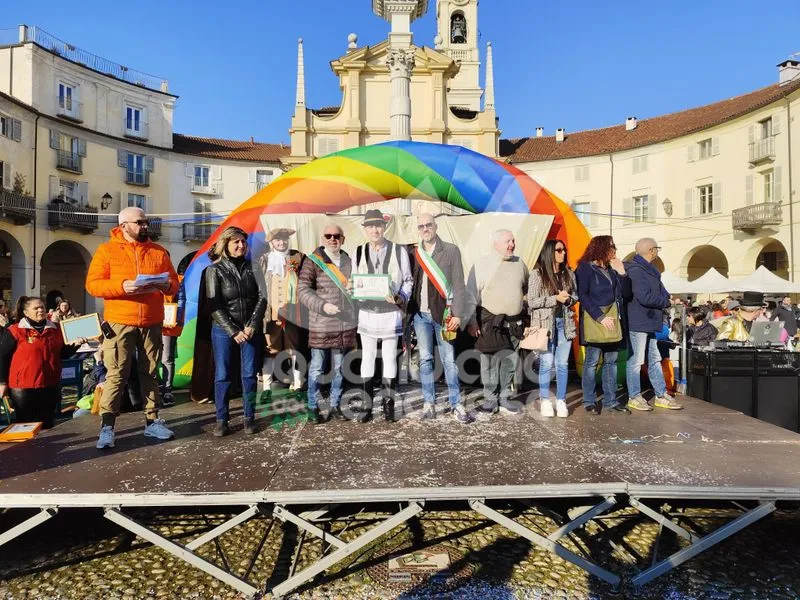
[2,391,800,596]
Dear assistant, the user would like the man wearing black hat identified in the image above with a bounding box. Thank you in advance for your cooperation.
[353,209,413,422]
[716,291,765,341]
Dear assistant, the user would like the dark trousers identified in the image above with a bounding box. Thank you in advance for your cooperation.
[9,387,60,429]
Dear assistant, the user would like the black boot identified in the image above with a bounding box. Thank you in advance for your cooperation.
[359,377,375,423]
[382,378,397,423]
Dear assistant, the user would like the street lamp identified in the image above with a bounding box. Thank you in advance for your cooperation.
[101,192,112,210]
[662,197,673,217]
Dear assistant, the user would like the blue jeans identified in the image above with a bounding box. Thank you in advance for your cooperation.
[307,348,345,410]
[626,331,667,398]
[582,346,619,408]
[413,312,461,408]
[539,318,570,401]
[211,324,259,422]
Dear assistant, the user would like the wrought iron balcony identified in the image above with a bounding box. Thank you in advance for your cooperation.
[182,222,215,242]
[56,150,82,173]
[56,95,83,122]
[124,121,149,141]
[126,169,150,186]
[732,202,783,231]
[749,136,775,164]
[147,217,162,240]
[47,201,98,233]
[0,189,35,225]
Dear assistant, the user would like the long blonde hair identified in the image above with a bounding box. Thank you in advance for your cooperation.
[209,226,248,261]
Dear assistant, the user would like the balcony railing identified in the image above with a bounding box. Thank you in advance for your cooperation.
[124,122,149,140]
[732,202,783,231]
[47,201,98,232]
[0,189,35,225]
[56,95,83,122]
[182,222,216,242]
[56,150,82,173]
[126,169,150,186]
[749,136,775,164]
[147,217,162,240]
[191,182,223,196]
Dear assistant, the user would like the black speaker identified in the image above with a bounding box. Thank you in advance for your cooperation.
[709,376,753,415]
[688,350,709,400]
[756,376,799,432]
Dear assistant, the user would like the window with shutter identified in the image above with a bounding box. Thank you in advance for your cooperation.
[745,175,754,205]
[128,193,146,209]
[589,202,599,228]
[763,170,774,203]
[49,175,60,201]
[697,185,713,215]
[0,162,10,189]
[684,189,694,217]
[571,201,591,227]
[698,139,712,160]
[78,182,89,206]
[712,183,722,214]
[646,194,657,222]
[773,114,781,135]
[144,155,155,173]
[711,137,719,156]
[622,197,633,223]
[632,195,649,223]
[774,167,783,203]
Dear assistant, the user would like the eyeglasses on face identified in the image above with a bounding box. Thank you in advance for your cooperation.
[323,233,343,240]
[650,246,662,252]
[124,219,149,227]
[417,223,435,230]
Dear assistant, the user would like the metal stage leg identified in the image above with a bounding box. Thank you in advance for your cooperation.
[104,508,259,599]
[631,500,776,587]
[547,496,617,542]
[0,507,57,547]
[469,499,621,587]
[270,501,424,598]
[628,498,698,543]
[273,504,345,549]
[185,504,264,551]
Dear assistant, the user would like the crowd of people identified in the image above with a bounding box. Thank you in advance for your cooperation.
[4,205,800,450]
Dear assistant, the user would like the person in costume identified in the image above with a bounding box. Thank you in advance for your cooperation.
[716,291,766,342]
[298,223,357,424]
[408,213,473,424]
[258,228,308,392]
[354,210,413,423]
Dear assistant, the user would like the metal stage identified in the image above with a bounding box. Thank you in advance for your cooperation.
[1,392,799,598]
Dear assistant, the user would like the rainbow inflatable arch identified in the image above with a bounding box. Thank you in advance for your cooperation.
[174,141,591,387]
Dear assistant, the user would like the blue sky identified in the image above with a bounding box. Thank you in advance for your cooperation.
[5,1,799,144]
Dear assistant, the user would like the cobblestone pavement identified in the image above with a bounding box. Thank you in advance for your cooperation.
[2,503,800,600]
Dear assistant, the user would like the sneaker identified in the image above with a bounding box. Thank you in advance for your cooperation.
[453,404,475,424]
[609,404,632,415]
[654,394,683,410]
[540,399,555,418]
[421,404,436,420]
[96,425,115,449]
[213,421,230,437]
[162,392,175,408]
[477,401,499,414]
[627,395,653,412]
[555,399,569,418]
[499,401,524,415]
[144,419,174,440]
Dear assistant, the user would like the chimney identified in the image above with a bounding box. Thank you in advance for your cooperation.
[626,116,637,131]
[778,59,800,86]
[250,136,255,144]
[555,128,565,143]
[535,127,544,138]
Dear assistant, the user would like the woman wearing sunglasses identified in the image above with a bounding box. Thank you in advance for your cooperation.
[528,239,577,417]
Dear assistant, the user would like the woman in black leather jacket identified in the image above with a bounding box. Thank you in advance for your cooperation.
[205,226,267,436]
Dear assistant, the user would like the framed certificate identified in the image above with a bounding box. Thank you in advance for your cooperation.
[0,422,42,442]
[163,303,178,327]
[59,313,102,345]
[352,273,392,301]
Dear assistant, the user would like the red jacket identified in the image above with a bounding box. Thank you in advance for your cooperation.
[86,227,179,327]
[6,320,64,389]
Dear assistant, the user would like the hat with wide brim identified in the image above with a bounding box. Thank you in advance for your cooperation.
[739,291,764,308]
[361,209,387,227]
[267,228,296,241]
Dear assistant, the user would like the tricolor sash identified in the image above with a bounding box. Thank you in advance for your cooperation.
[307,251,352,303]
[415,246,452,304]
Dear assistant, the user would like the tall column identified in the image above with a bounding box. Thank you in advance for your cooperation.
[386,49,415,141]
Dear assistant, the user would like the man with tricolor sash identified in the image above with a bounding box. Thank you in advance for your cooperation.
[298,223,357,423]
[409,214,474,424]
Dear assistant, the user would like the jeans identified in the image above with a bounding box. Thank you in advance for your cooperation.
[307,348,345,410]
[582,346,619,408]
[626,331,667,398]
[211,324,259,422]
[413,312,461,408]
[160,335,177,393]
[480,344,519,408]
[539,318,570,401]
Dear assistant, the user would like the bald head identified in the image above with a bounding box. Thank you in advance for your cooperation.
[119,206,145,225]
[118,206,149,243]
[635,238,660,263]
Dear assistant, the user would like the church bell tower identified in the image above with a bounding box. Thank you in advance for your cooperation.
[435,0,482,111]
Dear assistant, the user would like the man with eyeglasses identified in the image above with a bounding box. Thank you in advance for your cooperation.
[623,238,682,411]
[86,206,179,449]
[408,214,473,423]
[298,224,357,423]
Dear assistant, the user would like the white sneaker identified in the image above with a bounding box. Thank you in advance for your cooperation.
[144,419,174,440]
[540,399,555,418]
[555,399,569,418]
[96,425,115,449]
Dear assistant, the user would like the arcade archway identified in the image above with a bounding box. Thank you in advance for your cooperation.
[40,240,93,314]
[681,245,729,281]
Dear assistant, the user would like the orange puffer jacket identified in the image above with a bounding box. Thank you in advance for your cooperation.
[86,227,179,327]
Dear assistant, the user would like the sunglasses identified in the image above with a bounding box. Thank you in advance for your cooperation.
[417,223,436,230]
[323,233,343,240]
[554,248,566,254]
[124,219,149,227]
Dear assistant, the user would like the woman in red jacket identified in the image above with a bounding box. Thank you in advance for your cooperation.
[0,296,87,428]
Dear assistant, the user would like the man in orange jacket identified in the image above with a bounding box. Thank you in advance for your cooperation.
[86,206,179,450]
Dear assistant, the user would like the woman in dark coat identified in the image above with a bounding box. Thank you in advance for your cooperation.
[298,224,357,422]
[576,236,629,415]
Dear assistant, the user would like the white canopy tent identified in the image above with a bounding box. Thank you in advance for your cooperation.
[728,265,800,294]
[684,267,731,294]
[660,270,695,295]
